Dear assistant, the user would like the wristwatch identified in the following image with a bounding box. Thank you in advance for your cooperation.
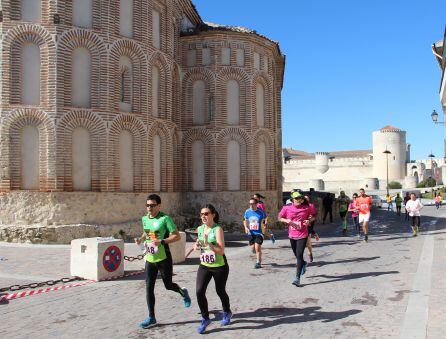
[160,239,166,246]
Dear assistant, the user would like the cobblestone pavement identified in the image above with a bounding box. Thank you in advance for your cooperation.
[1,207,445,338]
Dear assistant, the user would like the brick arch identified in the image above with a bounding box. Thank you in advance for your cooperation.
[253,129,276,190]
[58,29,107,109]
[170,128,181,190]
[57,110,107,191]
[215,128,250,191]
[252,72,274,130]
[182,68,216,128]
[62,0,102,30]
[109,114,148,192]
[0,108,55,191]
[2,25,56,107]
[182,128,215,192]
[109,39,148,114]
[216,68,251,127]
[148,52,172,120]
[147,121,174,191]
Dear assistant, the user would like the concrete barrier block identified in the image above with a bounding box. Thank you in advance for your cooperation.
[70,237,124,281]
[169,231,186,264]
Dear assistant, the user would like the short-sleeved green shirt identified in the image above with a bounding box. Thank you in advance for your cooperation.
[395,197,403,206]
[197,224,226,268]
[142,212,177,263]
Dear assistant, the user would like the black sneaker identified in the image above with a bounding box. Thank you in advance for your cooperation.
[364,235,368,242]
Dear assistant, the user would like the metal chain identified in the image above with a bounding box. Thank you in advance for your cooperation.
[123,254,145,262]
[0,276,84,293]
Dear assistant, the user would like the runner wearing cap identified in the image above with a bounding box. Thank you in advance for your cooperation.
[244,198,267,268]
[279,191,311,286]
[135,194,191,329]
[253,193,276,243]
[355,188,372,242]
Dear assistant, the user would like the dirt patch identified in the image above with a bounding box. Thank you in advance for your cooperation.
[351,292,378,306]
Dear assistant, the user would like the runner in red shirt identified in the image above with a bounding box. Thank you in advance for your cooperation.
[354,188,373,242]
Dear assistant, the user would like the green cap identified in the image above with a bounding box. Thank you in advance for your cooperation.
[291,191,302,199]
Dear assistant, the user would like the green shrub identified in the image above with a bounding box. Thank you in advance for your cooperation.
[416,182,425,188]
[388,181,402,189]
[425,177,436,187]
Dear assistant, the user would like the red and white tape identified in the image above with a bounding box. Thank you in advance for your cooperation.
[0,269,145,302]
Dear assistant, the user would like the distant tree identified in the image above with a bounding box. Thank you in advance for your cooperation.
[388,181,402,189]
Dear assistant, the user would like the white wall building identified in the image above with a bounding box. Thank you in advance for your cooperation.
[283,125,417,192]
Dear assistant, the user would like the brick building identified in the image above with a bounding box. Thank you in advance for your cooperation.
[0,0,285,243]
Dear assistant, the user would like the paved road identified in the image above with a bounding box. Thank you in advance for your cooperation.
[1,207,445,338]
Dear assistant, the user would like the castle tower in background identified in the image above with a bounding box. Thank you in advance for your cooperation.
[372,125,407,182]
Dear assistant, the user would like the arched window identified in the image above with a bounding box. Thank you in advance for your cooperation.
[151,66,160,117]
[226,80,240,125]
[227,140,240,190]
[256,83,265,127]
[21,43,40,105]
[21,125,39,189]
[72,127,91,190]
[119,130,134,191]
[258,142,267,190]
[120,0,133,38]
[152,10,161,49]
[119,56,132,112]
[73,0,93,28]
[21,0,41,22]
[192,80,206,124]
[192,140,205,191]
[72,47,91,108]
[153,135,161,191]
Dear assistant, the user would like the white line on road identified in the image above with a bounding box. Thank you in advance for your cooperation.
[400,220,437,339]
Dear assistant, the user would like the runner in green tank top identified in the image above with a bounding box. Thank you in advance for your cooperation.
[135,194,191,329]
[193,204,232,334]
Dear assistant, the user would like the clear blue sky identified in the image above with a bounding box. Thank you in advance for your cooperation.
[193,0,446,160]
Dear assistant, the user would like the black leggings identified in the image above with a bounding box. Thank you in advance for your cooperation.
[410,216,420,227]
[196,263,230,319]
[352,216,360,235]
[290,238,307,278]
[145,255,182,317]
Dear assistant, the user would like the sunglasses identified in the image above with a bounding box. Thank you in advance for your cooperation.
[200,212,210,216]
[146,204,158,208]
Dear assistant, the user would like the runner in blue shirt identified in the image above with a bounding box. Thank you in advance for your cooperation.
[243,198,267,269]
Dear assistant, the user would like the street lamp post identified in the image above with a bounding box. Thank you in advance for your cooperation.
[383,149,392,196]
[430,109,446,159]
[428,152,436,185]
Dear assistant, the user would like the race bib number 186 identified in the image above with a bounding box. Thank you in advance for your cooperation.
[200,251,216,264]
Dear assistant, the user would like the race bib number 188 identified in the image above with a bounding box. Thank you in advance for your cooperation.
[146,242,159,254]
[200,251,216,264]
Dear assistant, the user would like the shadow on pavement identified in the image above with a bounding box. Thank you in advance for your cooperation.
[302,270,399,286]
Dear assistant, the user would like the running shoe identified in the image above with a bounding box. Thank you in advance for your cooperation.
[271,234,276,244]
[315,233,320,241]
[309,253,313,263]
[357,234,361,240]
[181,288,191,308]
[197,317,211,334]
[413,233,418,237]
[292,276,300,286]
[364,235,368,242]
[221,311,233,326]
[139,316,157,329]
[301,261,307,276]
[342,229,347,236]
[254,262,261,269]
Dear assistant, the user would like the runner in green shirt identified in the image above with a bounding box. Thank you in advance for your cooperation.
[193,204,232,334]
[395,193,403,216]
[135,194,191,329]
[337,191,350,235]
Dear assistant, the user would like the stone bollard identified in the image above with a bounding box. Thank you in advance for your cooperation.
[169,231,186,264]
[70,237,124,281]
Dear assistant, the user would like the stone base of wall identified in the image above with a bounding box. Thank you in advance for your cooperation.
[0,190,281,243]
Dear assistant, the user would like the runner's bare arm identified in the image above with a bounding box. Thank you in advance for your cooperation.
[243,219,249,233]
[153,230,180,245]
[135,233,146,245]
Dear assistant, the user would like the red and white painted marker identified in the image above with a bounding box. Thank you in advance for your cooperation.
[0,269,145,303]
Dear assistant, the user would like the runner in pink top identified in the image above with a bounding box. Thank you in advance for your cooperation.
[278,191,311,287]
[348,193,361,239]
